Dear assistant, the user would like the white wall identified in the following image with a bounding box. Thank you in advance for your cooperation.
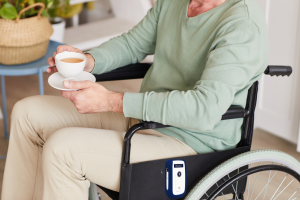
[109,0,152,24]
[86,0,113,22]
[254,0,300,145]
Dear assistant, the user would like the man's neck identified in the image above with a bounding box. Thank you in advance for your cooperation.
[188,0,227,17]
[190,0,226,7]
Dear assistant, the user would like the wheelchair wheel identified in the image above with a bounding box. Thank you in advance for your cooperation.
[185,149,300,200]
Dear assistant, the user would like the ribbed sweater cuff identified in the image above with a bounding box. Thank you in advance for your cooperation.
[123,92,144,119]
[84,49,105,74]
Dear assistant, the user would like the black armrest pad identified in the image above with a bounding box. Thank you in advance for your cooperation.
[142,121,171,129]
[141,105,247,129]
[221,105,247,120]
[94,63,152,82]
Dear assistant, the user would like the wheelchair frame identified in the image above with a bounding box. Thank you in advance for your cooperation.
[94,63,292,200]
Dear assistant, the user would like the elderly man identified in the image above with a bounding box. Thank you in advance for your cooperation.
[2,0,268,199]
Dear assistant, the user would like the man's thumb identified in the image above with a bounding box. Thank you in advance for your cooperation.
[63,80,71,88]
[63,80,89,89]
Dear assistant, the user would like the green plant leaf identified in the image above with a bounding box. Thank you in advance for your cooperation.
[47,1,53,8]
[47,0,53,8]
[0,3,18,20]
[42,9,49,17]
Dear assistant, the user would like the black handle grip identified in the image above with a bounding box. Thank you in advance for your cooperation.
[264,65,292,77]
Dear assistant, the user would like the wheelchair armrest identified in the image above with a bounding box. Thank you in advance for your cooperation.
[140,105,246,129]
[94,63,152,82]
[221,105,248,120]
[122,105,248,165]
[95,64,292,81]
[142,121,171,129]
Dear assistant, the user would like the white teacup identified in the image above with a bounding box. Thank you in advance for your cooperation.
[55,52,86,79]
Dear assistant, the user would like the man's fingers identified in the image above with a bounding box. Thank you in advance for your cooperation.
[47,57,58,73]
[53,51,57,58]
[48,57,55,67]
[61,91,70,99]
[56,45,77,54]
[47,67,58,73]
[60,90,74,99]
[52,45,83,61]
[63,80,93,89]
[56,45,82,54]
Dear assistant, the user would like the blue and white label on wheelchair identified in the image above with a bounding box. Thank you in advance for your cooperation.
[165,159,186,199]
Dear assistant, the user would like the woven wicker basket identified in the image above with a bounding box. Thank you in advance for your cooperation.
[0,3,53,65]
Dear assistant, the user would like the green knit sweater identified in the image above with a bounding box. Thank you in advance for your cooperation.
[86,0,268,153]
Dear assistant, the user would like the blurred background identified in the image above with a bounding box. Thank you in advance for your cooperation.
[1,0,300,199]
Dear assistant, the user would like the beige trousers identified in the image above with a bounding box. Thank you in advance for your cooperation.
[1,95,196,200]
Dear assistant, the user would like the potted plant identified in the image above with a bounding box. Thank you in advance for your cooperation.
[0,1,53,65]
[0,0,50,19]
[48,0,71,43]
[48,0,86,43]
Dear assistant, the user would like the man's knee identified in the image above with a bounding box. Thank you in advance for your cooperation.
[11,95,45,123]
[10,96,46,140]
[10,95,64,144]
[43,128,84,176]
[43,128,75,164]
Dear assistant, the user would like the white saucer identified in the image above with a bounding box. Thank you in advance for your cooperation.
[48,72,96,91]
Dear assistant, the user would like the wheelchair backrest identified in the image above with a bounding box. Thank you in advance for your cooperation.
[238,65,292,148]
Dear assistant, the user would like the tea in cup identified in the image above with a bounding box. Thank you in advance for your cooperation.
[55,52,86,78]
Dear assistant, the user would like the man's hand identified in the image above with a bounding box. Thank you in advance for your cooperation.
[47,45,95,74]
[61,81,124,114]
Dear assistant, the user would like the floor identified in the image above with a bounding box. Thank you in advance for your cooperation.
[0,73,299,199]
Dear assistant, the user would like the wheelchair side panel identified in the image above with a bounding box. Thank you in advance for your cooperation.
[118,146,251,200]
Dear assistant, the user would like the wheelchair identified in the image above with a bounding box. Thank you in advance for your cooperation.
[88,63,298,200]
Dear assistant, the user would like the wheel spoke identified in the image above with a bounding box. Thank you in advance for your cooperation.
[270,173,288,200]
[250,162,262,200]
[231,185,239,200]
[254,171,278,200]
[250,172,259,200]
[216,182,228,200]
[288,186,300,200]
[227,174,238,200]
[204,161,300,200]
[235,168,239,199]
[273,178,295,200]
[263,163,274,200]
[247,163,252,200]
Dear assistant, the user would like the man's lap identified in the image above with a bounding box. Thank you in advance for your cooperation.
[10,95,196,191]
[44,125,196,191]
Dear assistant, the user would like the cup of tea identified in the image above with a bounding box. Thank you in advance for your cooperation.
[55,52,86,78]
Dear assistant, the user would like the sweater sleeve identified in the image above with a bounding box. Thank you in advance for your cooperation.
[85,0,161,74]
[123,19,265,132]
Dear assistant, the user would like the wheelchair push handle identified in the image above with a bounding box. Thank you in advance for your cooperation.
[264,65,292,77]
